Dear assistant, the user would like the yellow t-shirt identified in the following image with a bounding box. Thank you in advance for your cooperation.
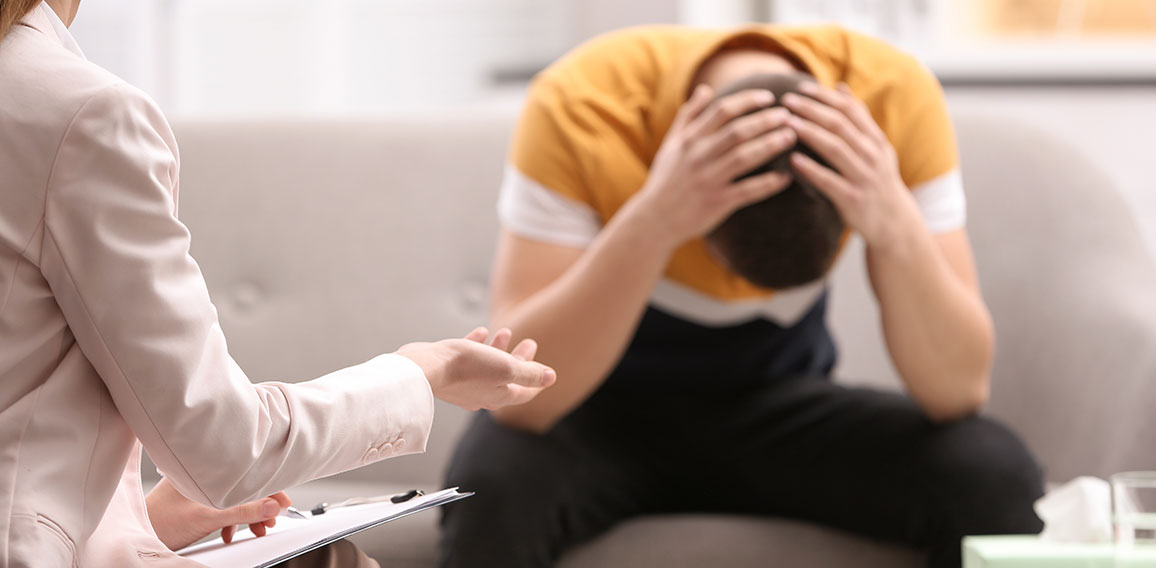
[499,24,964,311]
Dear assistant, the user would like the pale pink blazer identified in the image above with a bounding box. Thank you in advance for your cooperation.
[0,5,436,566]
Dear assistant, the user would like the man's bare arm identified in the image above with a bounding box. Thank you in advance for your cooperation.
[785,83,993,422]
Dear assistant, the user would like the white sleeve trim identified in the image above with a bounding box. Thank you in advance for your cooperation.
[497,165,602,248]
[911,169,967,234]
[650,278,827,328]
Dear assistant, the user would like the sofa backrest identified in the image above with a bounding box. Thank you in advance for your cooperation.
[172,109,1156,486]
[174,113,510,484]
[956,113,1156,480]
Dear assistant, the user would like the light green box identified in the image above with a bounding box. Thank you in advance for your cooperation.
[964,536,1156,567]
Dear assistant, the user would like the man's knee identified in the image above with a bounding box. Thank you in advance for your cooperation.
[924,416,1045,534]
[440,416,570,567]
[277,540,380,568]
[444,415,568,518]
[440,459,540,558]
[446,424,547,519]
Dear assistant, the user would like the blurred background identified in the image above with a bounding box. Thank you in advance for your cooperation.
[70,0,1156,253]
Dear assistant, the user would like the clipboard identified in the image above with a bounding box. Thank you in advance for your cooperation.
[178,487,472,568]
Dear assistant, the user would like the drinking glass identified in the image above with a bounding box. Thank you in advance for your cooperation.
[1113,471,1156,567]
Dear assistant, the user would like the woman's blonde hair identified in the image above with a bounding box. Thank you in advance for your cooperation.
[0,0,40,41]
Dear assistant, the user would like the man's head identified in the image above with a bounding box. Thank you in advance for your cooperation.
[703,73,845,290]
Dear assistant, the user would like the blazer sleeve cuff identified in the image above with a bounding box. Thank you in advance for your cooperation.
[348,353,436,461]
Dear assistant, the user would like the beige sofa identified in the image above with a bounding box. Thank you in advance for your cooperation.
[167,109,1156,567]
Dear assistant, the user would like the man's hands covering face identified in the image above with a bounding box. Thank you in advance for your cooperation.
[781,82,925,252]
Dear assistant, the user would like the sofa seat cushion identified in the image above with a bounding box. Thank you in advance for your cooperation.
[560,515,923,567]
[289,479,922,567]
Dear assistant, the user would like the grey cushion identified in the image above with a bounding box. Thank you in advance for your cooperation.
[560,516,921,567]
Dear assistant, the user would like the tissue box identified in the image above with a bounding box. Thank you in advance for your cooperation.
[964,536,1156,567]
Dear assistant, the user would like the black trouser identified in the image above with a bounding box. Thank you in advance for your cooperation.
[439,375,1044,568]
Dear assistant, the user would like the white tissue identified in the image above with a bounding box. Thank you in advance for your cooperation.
[1034,476,1113,543]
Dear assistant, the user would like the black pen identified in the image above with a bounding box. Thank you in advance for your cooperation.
[311,489,425,516]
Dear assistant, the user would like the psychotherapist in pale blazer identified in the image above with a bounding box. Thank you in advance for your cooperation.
[0,1,559,566]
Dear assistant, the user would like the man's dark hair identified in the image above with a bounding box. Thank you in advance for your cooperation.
[704,73,845,290]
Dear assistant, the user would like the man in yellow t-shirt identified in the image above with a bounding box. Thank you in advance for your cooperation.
[441,25,1044,568]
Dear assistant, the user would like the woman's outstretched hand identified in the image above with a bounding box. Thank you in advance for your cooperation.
[397,327,557,411]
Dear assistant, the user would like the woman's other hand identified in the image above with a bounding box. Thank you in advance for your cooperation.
[145,477,291,551]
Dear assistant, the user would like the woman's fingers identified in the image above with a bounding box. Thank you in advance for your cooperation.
[269,492,292,508]
[208,496,281,545]
[221,525,236,545]
[463,326,489,343]
[489,328,513,351]
[510,360,555,389]
[216,492,287,544]
[509,337,538,361]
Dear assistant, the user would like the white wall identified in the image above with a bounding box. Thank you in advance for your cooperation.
[67,0,755,116]
[70,0,576,116]
[574,0,677,39]
[678,0,758,26]
[68,0,162,97]
[64,1,1156,253]
[169,0,577,116]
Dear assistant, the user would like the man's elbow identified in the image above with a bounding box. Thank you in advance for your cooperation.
[921,375,991,424]
[491,405,558,435]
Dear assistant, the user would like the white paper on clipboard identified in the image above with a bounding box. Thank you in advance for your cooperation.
[178,487,472,568]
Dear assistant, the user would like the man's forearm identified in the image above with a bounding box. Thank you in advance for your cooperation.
[771,79,991,421]
[491,202,679,433]
[866,224,995,422]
